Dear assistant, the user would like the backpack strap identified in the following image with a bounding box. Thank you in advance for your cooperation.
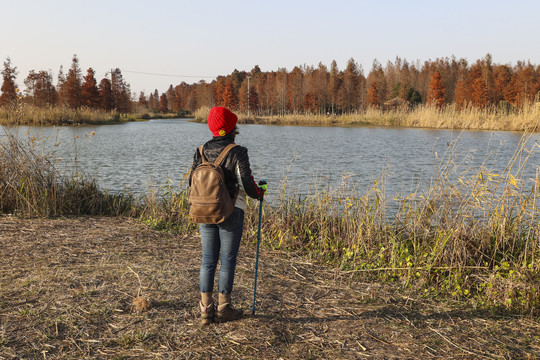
[213,143,237,166]
[198,145,208,163]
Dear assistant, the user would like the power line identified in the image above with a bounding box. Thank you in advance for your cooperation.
[121,69,216,79]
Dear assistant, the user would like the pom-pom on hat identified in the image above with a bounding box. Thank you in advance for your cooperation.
[207,107,238,137]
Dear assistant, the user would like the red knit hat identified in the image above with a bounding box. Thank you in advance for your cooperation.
[207,107,238,137]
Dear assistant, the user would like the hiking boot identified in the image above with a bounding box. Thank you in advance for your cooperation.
[200,292,214,326]
[215,303,243,323]
[215,293,243,323]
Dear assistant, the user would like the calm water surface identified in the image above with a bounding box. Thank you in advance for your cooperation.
[7,119,540,203]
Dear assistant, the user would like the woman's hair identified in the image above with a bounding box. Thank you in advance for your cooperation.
[228,125,239,137]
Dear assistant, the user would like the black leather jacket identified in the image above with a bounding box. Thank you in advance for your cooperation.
[189,136,264,200]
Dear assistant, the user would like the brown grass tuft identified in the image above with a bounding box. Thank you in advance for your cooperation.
[131,296,151,313]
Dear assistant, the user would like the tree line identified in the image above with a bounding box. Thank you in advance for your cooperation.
[169,54,539,115]
[2,54,539,116]
[0,55,132,113]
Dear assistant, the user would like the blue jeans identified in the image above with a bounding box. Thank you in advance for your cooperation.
[199,208,244,294]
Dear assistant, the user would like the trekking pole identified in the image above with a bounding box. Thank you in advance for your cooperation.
[252,180,266,315]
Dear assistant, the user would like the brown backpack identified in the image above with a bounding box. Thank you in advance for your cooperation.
[189,143,238,224]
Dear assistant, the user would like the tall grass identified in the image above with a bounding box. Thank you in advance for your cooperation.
[0,127,134,216]
[193,106,211,123]
[238,133,540,311]
[0,104,125,126]
[137,177,197,233]
[404,102,540,131]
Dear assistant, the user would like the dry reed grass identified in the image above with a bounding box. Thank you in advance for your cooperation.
[235,103,540,132]
[0,104,121,126]
[0,126,134,217]
[193,106,211,122]
[239,132,540,312]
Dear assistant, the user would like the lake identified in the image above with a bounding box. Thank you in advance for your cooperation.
[5,119,540,204]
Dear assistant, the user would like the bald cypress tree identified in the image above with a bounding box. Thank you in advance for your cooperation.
[159,93,168,113]
[367,81,379,108]
[0,58,18,107]
[222,80,238,109]
[98,78,114,111]
[81,68,100,108]
[342,58,360,112]
[56,66,66,107]
[111,68,131,113]
[65,55,82,108]
[471,77,488,107]
[428,71,445,109]
[25,70,56,107]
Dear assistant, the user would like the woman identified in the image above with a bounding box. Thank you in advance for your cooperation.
[189,106,266,325]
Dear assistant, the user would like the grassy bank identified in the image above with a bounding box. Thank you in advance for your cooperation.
[0,130,135,216]
[194,103,540,132]
[1,126,539,313]
[0,104,188,126]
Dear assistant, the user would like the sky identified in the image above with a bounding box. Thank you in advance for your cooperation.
[2,0,539,95]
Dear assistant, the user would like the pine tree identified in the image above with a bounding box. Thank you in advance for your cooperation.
[0,58,18,107]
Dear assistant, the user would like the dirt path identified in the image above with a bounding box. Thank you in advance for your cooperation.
[0,216,539,359]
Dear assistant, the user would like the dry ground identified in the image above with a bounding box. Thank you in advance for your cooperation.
[0,216,539,359]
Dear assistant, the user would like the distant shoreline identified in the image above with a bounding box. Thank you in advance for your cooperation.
[2,103,539,133]
[193,103,540,133]
[0,105,190,126]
